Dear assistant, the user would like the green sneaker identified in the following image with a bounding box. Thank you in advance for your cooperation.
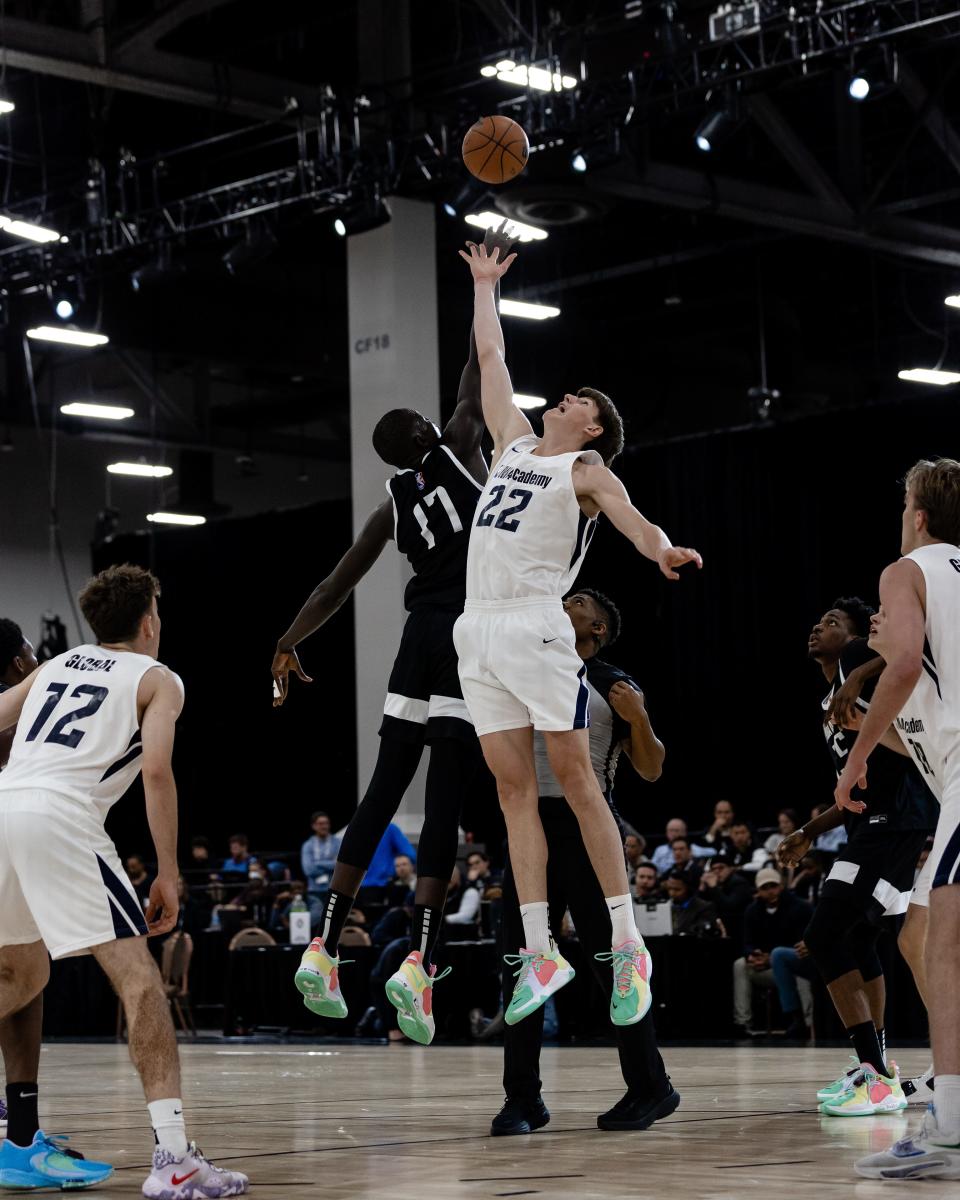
[384,950,452,1045]
[595,938,653,1026]
[294,937,350,1019]
[504,946,575,1026]
[816,1055,861,1103]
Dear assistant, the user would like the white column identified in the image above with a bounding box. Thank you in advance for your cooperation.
[347,197,439,829]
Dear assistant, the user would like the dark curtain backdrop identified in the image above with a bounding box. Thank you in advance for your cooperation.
[93,395,956,862]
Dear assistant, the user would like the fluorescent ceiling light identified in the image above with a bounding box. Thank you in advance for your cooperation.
[488,62,577,92]
[0,100,14,115]
[0,216,61,243]
[944,295,960,309]
[500,298,560,320]
[60,401,134,420]
[513,393,547,409]
[146,512,207,526]
[480,64,498,77]
[465,211,547,242]
[898,368,960,386]
[27,325,109,347]
[107,462,173,478]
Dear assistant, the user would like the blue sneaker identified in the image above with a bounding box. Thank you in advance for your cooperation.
[0,1098,6,1137]
[0,1130,113,1190]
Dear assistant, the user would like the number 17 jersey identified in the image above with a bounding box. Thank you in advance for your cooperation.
[0,645,159,822]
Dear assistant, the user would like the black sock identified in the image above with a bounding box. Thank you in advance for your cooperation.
[848,1020,888,1076]
[6,1082,39,1148]
[318,890,354,956]
[878,1026,886,1058]
[411,904,442,969]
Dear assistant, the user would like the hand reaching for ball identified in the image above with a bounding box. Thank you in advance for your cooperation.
[458,240,517,284]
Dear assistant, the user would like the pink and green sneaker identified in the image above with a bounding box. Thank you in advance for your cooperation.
[385,951,451,1045]
[595,939,653,1026]
[820,1062,907,1117]
[294,937,349,1019]
[504,946,575,1026]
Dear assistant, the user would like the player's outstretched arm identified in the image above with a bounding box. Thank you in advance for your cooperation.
[609,681,665,781]
[0,671,39,733]
[139,666,185,936]
[272,499,394,706]
[444,224,519,474]
[575,464,703,580]
[458,240,530,460]
[835,558,925,811]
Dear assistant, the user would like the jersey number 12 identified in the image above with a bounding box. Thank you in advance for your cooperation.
[25,682,109,749]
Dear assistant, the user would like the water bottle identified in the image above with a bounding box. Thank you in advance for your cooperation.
[289,893,311,945]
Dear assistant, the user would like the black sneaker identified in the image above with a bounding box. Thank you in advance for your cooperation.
[781,1018,810,1042]
[597,1084,680,1131]
[490,1096,551,1136]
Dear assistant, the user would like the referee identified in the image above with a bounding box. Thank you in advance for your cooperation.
[493,590,680,1135]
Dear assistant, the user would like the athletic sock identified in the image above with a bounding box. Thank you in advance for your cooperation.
[605,893,640,948]
[318,889,354,955]
[147,1098,188,1158]
[519,902,551,953]
[877,1025,886,1059]
[5,1082,39,1148]
[847,1020,888,1076]
[933,1075,960,1139]
[411,904,441,969]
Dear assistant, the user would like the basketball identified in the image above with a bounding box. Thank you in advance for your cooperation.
[461,115,529,185]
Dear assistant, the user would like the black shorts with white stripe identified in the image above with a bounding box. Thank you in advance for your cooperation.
[379,606,474,745]
[821,828,930,924]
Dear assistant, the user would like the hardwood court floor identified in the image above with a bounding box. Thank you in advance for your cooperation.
[31,1042,944,1198]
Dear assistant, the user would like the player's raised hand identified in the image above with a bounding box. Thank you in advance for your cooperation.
[608,681,646,722]
[146,875,179,936]
[835,756,868,814]
[458,239,517,283]
[656,546,703,581]
[271,647,313,707]
[482,219,520,264]
[826,674,864,729]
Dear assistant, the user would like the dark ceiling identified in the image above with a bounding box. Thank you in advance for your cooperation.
[2,0,960,483]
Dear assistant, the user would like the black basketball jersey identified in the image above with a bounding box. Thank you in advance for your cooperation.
[388,443,484,611]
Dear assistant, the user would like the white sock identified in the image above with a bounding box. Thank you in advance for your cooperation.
[148,1098,188,1158]
[519,902,551,953]
[933,1074,960,1139]
[606,894,640,947]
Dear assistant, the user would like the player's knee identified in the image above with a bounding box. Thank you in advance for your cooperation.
[496,778,537,811]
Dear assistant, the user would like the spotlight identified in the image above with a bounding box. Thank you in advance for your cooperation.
[694,95,740,153]
[29,326,109,348]
[332,195,391,238]
[107,462,173,478]
[0,216,61,243]
[571,152,587,173]
[898,367,960,386]
[60,402,133,419]
[0,99,14,116]
[146,512,207,526]
[848,75,870,101]
[131,244,185,292]
[568,134,621,174]
[440,178,488,219]
[54,298,74,319]
[847,47,899,103]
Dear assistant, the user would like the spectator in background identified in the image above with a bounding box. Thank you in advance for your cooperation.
[359,822,416,904]
[0,618,39,769]
[699,853,754,949]
[124,855,153,911]
[789,850,829,905]
[444,865,481,937]
[770,937,817,1041]
[651,818,714,875]
[663,871,720,937]
[810,802,848,855]
[763,809,800,858]
[385,854,417,908]
[633,864,661,903]
[727,823,761,874]
[466,850,500,894]
[733,868,814,1036]
[274,880,310,936]
[624,834,649,884]
[698,799,736,850]
[189,836,211,868]
[175,875,205,938]
[301,811,342,897]
[229,863,274,930]
[222,833,256,874]
[670,837,703,888]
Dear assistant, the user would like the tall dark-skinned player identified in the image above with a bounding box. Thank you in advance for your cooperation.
[271,223,517,1045]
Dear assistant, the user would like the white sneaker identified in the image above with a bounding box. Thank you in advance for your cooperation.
[142,1143,249,1198]
[855,1108,960,1180]
[903,1064,935,1105]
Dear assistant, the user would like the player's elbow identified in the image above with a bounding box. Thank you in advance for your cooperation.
[141,761,174,790]
[476,342,503,370]
[886,655,923,688]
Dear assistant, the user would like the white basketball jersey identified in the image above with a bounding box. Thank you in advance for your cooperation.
[896,542,960,800]
[465,434,602,602]
[0,644,160,822]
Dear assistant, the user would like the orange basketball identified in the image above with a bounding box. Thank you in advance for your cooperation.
[461,115,529,185]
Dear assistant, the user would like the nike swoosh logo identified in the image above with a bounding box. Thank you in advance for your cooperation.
[18,1092,38,1099]
[173,1109,182,1116]
[610,904,625,911]
[171,1169,200,1186]
[542,637,558,644]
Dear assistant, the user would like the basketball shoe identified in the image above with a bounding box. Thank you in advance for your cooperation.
[855,1107,960,1179]
[820,1062,907,1117]
[903,1065,935,1105]
[142,1144,248,1198]
[816,1055,861,1103]
[294,937,348,1019]
[595,939,653,1026]
[0,1098,6,1137]
[0,1130,113,1189]
[384,951,451,1045]
[504,947,575,1025]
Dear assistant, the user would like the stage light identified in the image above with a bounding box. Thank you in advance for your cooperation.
[441,178,488,219]
[848,75,870,101]
[60,402,134,420]
[107,462,173,478]
[54,298,75,320]
[465,211,547,242]
[27,325,108,347]
[898,367,960,386]
[480,64,498,77]
[333,218,346,236]
[0,100,14,115]
[481,61,577,92]
[571,152,587,173]
[945,295,960,309]
[695,105,737,153]
[847,47,899,103]
[332,196,391,238]
[513,394,547,408]
[500,298,560,320]
[146,512,207,526]
[0,216,61,243]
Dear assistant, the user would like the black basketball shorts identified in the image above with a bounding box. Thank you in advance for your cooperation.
[379,606,474,745]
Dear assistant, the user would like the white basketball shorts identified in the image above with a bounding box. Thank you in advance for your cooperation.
[0,788,147,959]
[930,775,960,893]
[453,597,590,737]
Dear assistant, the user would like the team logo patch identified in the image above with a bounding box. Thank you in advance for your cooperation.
[415,471,426,491]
